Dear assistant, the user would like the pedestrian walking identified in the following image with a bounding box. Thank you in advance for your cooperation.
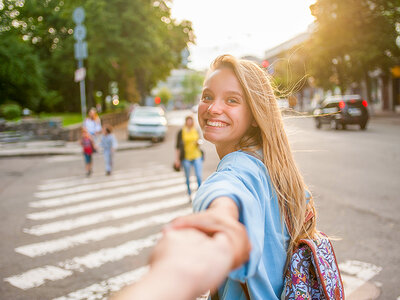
[100,124,118,176]
[174,115,203,201]
[84,107,102,147]
[80,127,96,176]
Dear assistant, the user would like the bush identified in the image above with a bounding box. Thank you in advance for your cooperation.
[0,103,22,120]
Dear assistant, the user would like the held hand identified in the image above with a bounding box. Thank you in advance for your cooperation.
[168,210,251,270]
[150,228,234,297]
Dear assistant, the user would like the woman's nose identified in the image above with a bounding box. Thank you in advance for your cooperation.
[207,100,223,114]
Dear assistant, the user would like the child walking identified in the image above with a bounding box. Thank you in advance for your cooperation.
[80,128,96,176]
[101,124,118,176]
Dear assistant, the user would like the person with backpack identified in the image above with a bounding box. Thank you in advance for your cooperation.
[80,127,96,176]
[169,55,343,299]
[112,55,344,300]
[174,115,203,201]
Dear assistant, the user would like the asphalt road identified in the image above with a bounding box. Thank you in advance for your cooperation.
[0,111,398,299]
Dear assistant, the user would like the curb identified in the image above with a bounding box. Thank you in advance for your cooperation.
[0,141,153,158]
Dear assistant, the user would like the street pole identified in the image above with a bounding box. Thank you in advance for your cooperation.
[78,58,87,122]
[73,7,88,124]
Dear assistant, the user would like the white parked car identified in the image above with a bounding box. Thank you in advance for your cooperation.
[127,106,167,142]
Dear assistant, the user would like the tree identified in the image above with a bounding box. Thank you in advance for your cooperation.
[156,86,172,105]
[0,0,194,112]
[182,71,204,104]
[308,0,400,100]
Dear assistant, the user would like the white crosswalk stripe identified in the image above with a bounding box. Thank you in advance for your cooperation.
[5,234,160,290]
[3,164,195,299]
[34,170,182,198]
[30,175,188,208]
[37,165,168,191]
[52,266,149,300]
[27,182,195,220]
[25,196,190,236]
[17,208,191,257]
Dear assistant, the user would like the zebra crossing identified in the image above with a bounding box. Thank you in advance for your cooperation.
[3,164,194,299]
[2,163,383,299]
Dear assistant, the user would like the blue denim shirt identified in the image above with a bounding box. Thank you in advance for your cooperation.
[193,151,290,300]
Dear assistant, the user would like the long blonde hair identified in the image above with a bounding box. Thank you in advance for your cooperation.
[208,54,317,262]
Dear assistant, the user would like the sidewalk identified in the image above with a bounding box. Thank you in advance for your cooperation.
[370,110,400,126]
[0,122,152,158]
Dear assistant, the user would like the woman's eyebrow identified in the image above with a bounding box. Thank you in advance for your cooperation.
[226,91,243,98]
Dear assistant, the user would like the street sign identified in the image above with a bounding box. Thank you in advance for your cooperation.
[73,7,85,24]
[73,25,86,41]
[74,41,88,60]
[72,6,87,122]
[74,67,86,82]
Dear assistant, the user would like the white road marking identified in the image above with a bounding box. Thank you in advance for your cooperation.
[52,266,149,300]
[17,208,191,257]
[38,165,162,190]
[35,170,179,198]
[339,260,382,295]
[5,234,160,290]
[30,176,191,208]
[24,196,190,236]
[27,183,194,220]
[4,265,73,291]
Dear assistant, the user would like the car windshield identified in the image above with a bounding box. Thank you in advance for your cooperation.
[133,110,161,118]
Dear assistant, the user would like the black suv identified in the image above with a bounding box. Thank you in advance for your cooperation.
[313,95,369,130]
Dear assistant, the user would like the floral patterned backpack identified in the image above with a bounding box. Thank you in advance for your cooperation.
[281,231,345,300]
[237,212,345,300]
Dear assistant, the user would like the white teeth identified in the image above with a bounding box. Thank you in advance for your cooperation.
[206,120,228,127]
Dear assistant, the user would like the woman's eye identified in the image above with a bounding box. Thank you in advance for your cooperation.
[227,98,238,104]
[202,95,212,101]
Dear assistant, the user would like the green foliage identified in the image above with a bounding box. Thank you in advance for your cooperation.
[308,0,400,94]
[0,30,47,110]
[39,112,82,126]
[182,71,204,104]
[156,87,172,105]
[0,0,194,113]
[0,103,22,120]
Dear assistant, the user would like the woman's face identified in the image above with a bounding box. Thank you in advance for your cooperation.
[185,117,194,127]
[198,67,255,156]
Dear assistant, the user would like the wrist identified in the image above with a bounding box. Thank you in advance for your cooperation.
[149,262,199,300]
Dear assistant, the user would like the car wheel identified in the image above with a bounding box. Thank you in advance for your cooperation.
[315,119,322,129]
[330,119,339,130]
[360,122,367,130]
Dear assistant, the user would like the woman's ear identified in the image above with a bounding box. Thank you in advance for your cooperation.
[251,119,258,127]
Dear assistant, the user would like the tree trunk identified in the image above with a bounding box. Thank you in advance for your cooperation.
[87,79,94,110]
[364,71,372,104]
[381,74,389,111]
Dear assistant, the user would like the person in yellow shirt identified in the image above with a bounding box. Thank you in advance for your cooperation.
[175,115,203,200]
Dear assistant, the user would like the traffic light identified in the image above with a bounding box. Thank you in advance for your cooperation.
[154,96,161,105]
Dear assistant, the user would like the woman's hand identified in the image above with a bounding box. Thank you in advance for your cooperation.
[150,228,234,297]
[174,159,181,169]
[168,205,251,270]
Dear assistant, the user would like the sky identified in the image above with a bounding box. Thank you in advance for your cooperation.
[169,0,316,70]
